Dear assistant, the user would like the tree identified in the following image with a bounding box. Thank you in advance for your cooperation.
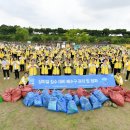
[15,27,29,41]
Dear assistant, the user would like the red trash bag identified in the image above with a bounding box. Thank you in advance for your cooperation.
[1,88,13,102]
[21,84,33,97]
[109,91,124,106]
[124,96,130,102]
[77,88,90,97]
[98,87,110,97]
[11,88,22,102]
[112,86,122,91]
[125,90,130,98]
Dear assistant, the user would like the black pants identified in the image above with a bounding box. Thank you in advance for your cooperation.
[111,64,114,73]
[114,68,121,75]
[3,70,10,78]
[10,65,13,72]
[48,69,52,75]
[83,69,87,75]
[126,71,130,80]
[14,69,19,79]
[20,64,24,71]
[96,68,98,74]
[64,73,71,75]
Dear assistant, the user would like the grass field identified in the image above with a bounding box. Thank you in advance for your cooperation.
[0,70,130,130]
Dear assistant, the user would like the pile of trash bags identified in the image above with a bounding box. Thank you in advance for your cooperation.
[23,89,109,114]
[1,85,130,114]
[1,85,32,102]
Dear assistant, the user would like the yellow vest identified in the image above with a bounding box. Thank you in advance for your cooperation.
[20,58,25,64]
[101,65,109,74]
[83,61,88,69]
[41,65,48,75]
[19,76,28,85]
[13,61,20,70]
[52,65,60,75]
[29,64,37,76]
[126,61,130,71]
[89,64,96,74]
[114,75,123,85]
[64,63,72,74]
[76,65,84,75]
[114,62,122,69]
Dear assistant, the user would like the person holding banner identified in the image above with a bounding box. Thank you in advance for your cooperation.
[27,59,39,76]
[19,72,29,86]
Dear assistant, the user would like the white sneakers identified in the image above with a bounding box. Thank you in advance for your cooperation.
[4,77,10,80]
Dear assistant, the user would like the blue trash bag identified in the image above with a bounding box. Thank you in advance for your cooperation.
[34,94,43,107]
[52,90,63,99]
[48,97,58,111]
[73,95,80,106]
[41,89,51,108]
[64,94,73,104]
[67,100,78,114]
[80,96,92,111]
[23,92,35,107]
[41,93,51,108]
[42,89,49,95]
[89,94,102,109]
[57,97,67,113]
[93,90,109,104]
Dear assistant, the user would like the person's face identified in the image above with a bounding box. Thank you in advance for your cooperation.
[24,73,28,78]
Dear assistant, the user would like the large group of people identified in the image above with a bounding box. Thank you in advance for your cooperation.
[0,43,130,86]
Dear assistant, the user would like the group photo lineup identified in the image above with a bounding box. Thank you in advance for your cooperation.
[0,0,130,130]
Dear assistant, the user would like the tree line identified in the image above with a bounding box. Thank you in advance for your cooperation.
[0,24,130,44]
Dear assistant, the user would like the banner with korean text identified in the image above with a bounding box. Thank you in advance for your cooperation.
[29,74,116,89]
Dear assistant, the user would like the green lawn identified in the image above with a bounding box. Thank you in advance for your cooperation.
[0,70,130,130]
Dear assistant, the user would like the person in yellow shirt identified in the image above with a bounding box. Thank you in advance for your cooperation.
[75,59,84,75]
[19,55,25,71]
[1,56,10,80]
[12,57,20,79]
[114,57,122,75]
[88,59,98,74]
[63,59,73,75]
[39,59,49,75]
[101,59,111,74]
[19,72,29,86]
[114,73,123,86]
[124,57,130,81]
[52,60,61,75]
[27,59,39,76]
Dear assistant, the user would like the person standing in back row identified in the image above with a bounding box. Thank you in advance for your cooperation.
[124,57,130,81]
[1,56,10,80]
[12,57,20,79]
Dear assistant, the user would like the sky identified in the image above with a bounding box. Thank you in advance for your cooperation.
[0,0,130,30]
